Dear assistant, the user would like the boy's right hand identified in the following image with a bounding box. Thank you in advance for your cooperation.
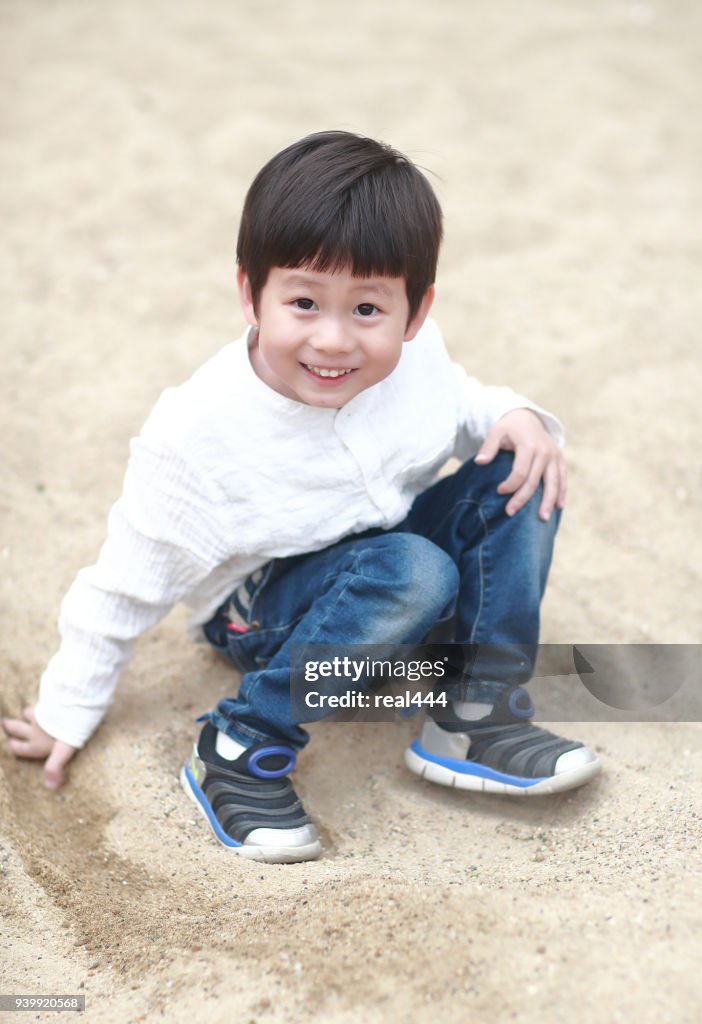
[2,707,77,789]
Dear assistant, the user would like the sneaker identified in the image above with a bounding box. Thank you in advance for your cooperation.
[404,686,601,795]
[180,722,322,863]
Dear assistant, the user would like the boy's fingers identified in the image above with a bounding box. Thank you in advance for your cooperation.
[474,430,503,465]
[22,706,37,723]
[497,448,532,495]
[5,733,47,759]
[539,461,560,520]
[505,454,546,515]
[6,736,32,757]
[44,742,77,790]
[2,717,33,741]
[557,459,568,508]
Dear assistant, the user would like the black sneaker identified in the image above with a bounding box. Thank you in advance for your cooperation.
[405,687,601,795]
[180,722,321,862]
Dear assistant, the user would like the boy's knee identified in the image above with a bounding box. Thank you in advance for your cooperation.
[462,454,557,526]
[469,450,516,490]
[367,533,458,614]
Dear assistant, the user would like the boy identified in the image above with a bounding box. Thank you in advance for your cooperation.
[3,131,600,863]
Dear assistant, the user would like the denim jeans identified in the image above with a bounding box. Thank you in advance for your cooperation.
[202,452,560,748]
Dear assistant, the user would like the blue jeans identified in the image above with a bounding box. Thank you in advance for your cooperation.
[202,453,560,748]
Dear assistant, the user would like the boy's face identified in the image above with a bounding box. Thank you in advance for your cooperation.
[237,266,434,409]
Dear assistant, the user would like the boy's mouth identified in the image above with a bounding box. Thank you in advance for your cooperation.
[302,364,356,379]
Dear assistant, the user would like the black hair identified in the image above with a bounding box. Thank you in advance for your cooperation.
[236,131,443,322]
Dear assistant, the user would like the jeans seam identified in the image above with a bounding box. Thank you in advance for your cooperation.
[304,576,358,646]
[469,500,490,643]
[307,547,383,645]
[418,496,491,643]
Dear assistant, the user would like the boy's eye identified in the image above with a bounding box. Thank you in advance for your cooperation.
[355,303,379,317]
[292,298,317,310]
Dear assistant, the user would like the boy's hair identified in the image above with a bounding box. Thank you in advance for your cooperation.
[236,131,443,322]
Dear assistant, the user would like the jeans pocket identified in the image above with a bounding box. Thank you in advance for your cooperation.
[225,628,263,673]
[225,623,297,673]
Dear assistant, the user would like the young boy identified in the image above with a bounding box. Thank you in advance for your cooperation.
[3,131,600,863]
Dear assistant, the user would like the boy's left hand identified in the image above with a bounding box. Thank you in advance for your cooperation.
[2,706,77,789]
[474,408,567,521]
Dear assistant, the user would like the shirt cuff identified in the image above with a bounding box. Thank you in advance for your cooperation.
[33,699,108,750]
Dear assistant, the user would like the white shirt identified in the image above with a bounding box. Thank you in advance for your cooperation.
[36,319,563,747]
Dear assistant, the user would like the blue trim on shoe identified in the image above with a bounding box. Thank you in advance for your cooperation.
[409,740,549,789]
[182,761,244,848]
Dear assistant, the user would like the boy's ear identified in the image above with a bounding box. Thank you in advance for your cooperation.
[237,268,258,326]
[404,286,435,341]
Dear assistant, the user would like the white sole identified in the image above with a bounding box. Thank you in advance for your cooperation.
[404,746,601,796]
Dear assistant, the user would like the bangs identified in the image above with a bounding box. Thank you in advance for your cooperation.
[266,165,427,273]
[276,210,415,284]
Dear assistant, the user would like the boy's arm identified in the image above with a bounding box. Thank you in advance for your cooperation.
[3,439,231,783]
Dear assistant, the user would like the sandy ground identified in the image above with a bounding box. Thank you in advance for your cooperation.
[1,1,701,1021]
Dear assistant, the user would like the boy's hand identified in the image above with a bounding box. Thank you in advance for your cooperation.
[475,408,567,521]
[2,707,77,789]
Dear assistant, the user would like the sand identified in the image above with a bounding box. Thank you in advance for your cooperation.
[1,1,701,1021]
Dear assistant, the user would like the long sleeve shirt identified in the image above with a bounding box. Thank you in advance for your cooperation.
[35,318,563,748]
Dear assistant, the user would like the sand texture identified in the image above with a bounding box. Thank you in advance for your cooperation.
[1,1,701,1022]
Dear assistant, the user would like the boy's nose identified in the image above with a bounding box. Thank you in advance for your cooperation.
[309,317,354,355]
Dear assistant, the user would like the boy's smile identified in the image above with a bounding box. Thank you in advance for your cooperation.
[238,266,433,408]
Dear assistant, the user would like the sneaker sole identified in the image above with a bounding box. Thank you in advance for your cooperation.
[404,742,601,796]
[179,763,322,863]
